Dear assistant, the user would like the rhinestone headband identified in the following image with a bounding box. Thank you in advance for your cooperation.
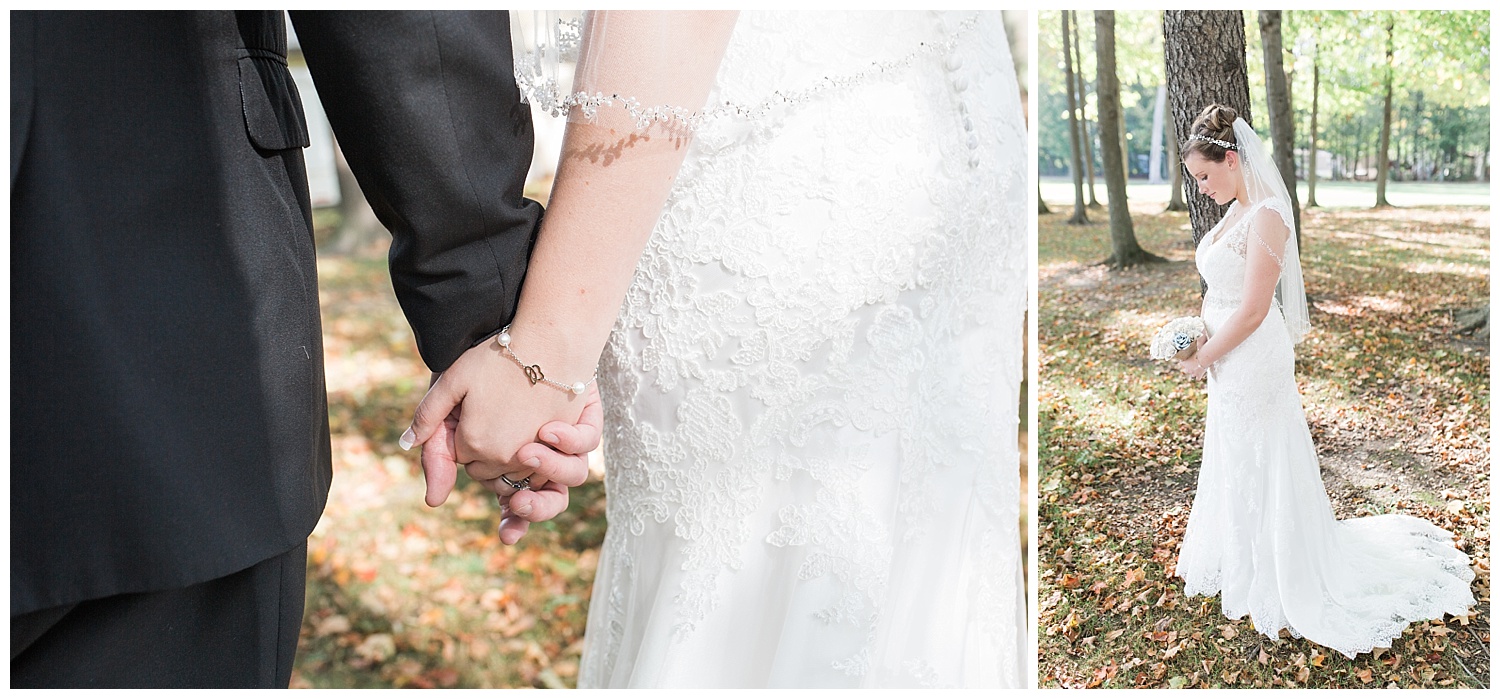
[1189,133,1237,151]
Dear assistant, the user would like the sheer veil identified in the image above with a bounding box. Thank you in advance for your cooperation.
[512,11,736,134]
[1233,118,1311,344]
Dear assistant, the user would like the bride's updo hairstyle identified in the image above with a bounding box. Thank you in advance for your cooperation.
[1182,104,1238,163]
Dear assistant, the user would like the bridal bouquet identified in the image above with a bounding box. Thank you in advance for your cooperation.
[1150,316,1207,361]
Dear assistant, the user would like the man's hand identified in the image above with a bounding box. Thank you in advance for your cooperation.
[494,386,602,544]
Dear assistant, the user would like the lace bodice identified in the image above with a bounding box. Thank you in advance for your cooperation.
[1194,199,1290,310]
[580,11,1024,688]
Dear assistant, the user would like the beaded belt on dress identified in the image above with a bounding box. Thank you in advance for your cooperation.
[1202,294,1238,310]
[1202,294,1283,311]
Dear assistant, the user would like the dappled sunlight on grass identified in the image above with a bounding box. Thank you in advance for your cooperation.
[1400,260,1489,278]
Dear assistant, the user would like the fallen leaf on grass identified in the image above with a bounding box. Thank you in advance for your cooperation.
[355,633,396,663]
[315,614,351,637]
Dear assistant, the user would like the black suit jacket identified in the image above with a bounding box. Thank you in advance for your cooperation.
[10,10,542,616]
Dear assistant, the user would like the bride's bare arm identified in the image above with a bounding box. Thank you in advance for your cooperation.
[510,11,739,380]
[407,11,738,542]
[1180,208,1291,376]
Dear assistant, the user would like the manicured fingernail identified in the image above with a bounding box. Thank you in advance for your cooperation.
[399,427,416,451]
[513,502,533,517]
[542,432,558,444]
[523,457,540,469]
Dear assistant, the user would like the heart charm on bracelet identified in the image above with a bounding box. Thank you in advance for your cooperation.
[494,325,598,395]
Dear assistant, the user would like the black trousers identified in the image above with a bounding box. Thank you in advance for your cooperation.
[10,542,307,688]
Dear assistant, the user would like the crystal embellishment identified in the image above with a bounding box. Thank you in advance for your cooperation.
[515,13,982,132]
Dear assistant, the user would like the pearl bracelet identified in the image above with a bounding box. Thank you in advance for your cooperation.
[494,325,597,395]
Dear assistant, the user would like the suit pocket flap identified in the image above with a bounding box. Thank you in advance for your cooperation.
[237,54,310,151]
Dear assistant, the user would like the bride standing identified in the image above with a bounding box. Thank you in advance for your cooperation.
[410,11,1025,688]
[1174,104,1475,658]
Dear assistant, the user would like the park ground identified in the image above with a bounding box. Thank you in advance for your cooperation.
[1037,183,1490,688]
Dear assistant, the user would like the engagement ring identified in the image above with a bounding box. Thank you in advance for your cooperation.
[498,473,532,492]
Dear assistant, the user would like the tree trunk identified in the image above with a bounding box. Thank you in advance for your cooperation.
[1354,115,1364,179]
[1149,84,1167,183]
[1258,10,1302,244]
[1408,92,1422,180]
[1395,108,1404,177]
[1456,306,1489,339]
[1074,12,1101,208]
[1163,10,1253,248]
[1063,11,1089,224]
[1375,14,1395,207]
[1039,185,1052,214]
[1338,117,1347,180]
[1306,58,1321,208]
[325,139,387,255]
[1166,117,1189,211]
[1096,11,1165,269]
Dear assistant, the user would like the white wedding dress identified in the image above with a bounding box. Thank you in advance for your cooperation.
[1177,199,1476,658]
[571,11,1026,688]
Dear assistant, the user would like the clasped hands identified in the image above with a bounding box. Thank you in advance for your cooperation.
[400,332,601,545]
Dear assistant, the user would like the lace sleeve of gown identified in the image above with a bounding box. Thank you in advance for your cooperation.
[514,11,738,133]
[1247,205,1291,269]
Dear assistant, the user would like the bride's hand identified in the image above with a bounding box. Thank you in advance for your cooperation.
[1174,335,1208,379]
[1178,349,1209,380]
[1178,359,1206,379]
[403,323,597,505]
[409,383,600,545]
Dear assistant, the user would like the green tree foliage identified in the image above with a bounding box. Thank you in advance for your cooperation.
[1285,11,1490,187]
[1041,11,1165,179]
[1041,11,1490,190]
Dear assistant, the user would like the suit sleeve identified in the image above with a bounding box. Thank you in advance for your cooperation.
[290,10,542,371]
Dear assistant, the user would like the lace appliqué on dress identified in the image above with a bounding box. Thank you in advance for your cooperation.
[578,11,1025,688]
[1220,200,1288,268]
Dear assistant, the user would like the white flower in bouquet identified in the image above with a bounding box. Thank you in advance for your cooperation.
[1150,316,1207,361]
